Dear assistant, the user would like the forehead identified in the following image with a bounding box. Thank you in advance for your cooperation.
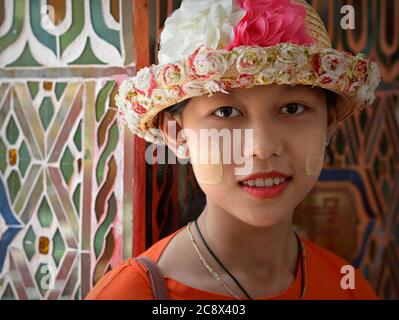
[190,84,326,106]
[229,84,323,96]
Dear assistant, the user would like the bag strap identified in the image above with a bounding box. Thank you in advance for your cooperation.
[135,256,170,300]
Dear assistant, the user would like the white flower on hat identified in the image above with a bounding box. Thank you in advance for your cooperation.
[257,67,277,84]
[191,47,230,79]
[136,95,152,111]
[296,70,314,83]
[124,108,141,133]
[157,0,246,65]
[276,43,308,68]
[368,62,381,90]
[278,71,294,84]
[236,47,268,75]
[237,74,255,86]
[358,85,375,105]
[118,79,134,99]
[133,66,156,95]
[183,80,205,96]
[115,92,126,109]
[125,108,140,123]
[348,81,361,97]
[160,62,186,87]
[204,80,229,96]
[151,89,169,105]
[321,53,348,77]
[318,73,340,86]
[168,86,184,101]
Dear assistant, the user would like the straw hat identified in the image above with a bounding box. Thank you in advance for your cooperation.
[115,0,380,144]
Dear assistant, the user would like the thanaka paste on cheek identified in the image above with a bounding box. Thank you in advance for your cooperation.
[191,142,223,185]
[305,131,326,176]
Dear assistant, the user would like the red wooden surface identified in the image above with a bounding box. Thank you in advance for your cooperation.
[132,0,150,257]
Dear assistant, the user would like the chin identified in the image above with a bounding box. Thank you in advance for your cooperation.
[233,207,293,228]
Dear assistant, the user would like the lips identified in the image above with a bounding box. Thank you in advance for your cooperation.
[239,170,291,182]
[238,170,292,199]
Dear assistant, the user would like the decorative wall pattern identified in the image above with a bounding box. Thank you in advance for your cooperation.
[0,0,136,300]
[0,0,125,67]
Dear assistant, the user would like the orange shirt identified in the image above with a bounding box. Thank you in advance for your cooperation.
[85,225,378,300]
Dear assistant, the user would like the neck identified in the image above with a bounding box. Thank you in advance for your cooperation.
[195,202,299,288]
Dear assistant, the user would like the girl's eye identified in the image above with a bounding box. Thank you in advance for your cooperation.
[281,103,307,115]
[213,106,242,118]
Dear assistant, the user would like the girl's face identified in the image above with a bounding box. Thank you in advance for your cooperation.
[161,84,336,227]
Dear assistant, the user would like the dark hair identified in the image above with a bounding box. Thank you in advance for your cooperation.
[324,90,338,165]
[163,98,206,222]
[163,98,191,115]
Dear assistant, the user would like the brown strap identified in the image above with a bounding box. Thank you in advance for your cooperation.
[135,256,169,300]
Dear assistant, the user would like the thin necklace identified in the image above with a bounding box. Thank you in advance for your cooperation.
[187,221,243,299]
[188,219,307,300]
[194,219,252,300]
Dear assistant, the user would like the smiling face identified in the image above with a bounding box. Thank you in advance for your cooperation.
[160,84,337,227]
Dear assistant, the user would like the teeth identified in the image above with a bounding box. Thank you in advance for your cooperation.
[255,178,264,187]
[242,177,289,187]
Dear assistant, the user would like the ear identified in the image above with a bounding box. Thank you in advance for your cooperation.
[159,112,190,159]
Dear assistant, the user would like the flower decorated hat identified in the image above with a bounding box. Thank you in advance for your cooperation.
[115,0,381,144]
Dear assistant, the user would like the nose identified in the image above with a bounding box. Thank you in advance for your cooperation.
[242,118,284,160]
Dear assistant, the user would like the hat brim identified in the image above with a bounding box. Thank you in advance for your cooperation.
[116,44,380,144]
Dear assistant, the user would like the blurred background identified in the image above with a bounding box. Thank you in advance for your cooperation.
[0,0,398,300]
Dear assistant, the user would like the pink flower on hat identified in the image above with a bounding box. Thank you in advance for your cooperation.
[224,0,314,51]
[130,102,147,114]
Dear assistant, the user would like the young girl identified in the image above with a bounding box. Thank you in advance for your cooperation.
[86,0,380,300]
